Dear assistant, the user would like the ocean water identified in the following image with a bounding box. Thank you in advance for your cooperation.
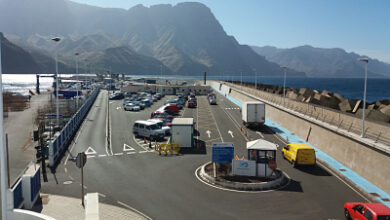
[3,74,390,103]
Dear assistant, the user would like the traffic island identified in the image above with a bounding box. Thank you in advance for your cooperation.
[197,162,290,191]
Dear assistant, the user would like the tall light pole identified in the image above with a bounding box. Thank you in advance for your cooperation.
[75,52,79,109]
[241,71,243,90]
[51,37,61,127]
[254,68,257,90]
[281,66,287,106]
[0,33,9,220]
[359,58,369,137]
[160,64,162,93]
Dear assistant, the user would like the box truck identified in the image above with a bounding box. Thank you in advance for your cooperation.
[242,101,265,127]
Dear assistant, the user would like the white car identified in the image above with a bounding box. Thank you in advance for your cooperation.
[133,120,165,140]
[147,119,171,136]
[124,103,140,111]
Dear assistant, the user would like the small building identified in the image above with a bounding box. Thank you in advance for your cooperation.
[246,139,278,177]
[170,118,194,148]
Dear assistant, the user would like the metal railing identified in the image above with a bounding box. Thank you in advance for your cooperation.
[226,81,390,147]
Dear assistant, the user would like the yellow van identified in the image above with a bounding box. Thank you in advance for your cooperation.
[282,143,316,167]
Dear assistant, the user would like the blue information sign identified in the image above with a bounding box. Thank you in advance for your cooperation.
[212,142,234,163]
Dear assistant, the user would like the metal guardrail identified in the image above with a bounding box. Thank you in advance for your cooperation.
[226,81,390,146]
[49,88,101,166]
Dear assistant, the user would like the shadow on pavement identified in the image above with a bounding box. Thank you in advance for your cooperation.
[296,165,331,176]
[278,179,304,192]
[266,126,284,134]
[179,139,207,154]
[249,126,275,135]
[193,129,200,137]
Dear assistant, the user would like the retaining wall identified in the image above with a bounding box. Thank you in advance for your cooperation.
[209,81,390,194]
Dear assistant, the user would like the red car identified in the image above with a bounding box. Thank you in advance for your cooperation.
[163,104,180,113]
[187,101,196,108]
[344,202,390,220]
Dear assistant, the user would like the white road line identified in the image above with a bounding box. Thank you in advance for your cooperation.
[256,131,264,138]
[99,193,106,198]
[133,135,150,152]
[221,105,248,141]
[64,167,68,173]
[117,201,153,220]
[87,155,96,158]
[139,151,148,153]
[114,153,123,156]
[69,175,74,181]
[209,102,224,142]
[98,154,107,157]
[127,152,136,155]
[105,91,110,156]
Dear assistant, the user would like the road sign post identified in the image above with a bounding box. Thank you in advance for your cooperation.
[212,142,234,178]
[76,152,87,207]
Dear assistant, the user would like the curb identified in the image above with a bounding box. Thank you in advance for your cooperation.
[198,162,289,191]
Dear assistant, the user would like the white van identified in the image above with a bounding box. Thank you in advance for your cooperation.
[133,120,165,140]
[147,119,171,136]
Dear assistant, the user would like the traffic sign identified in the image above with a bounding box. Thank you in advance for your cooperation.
[212,142,234,163]
[76,152,87,168]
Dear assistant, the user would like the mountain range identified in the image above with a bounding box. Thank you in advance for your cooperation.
[0,0,305,76]
[251,45,390,78]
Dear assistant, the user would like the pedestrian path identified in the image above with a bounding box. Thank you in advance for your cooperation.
[38,194,150,220]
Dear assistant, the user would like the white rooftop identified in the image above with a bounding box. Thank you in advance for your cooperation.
[246,139,278,151]
[172,118,194,125]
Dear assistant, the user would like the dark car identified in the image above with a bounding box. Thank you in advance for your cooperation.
[109,92,124,100]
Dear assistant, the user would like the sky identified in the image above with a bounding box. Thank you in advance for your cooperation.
[71,0,390,62]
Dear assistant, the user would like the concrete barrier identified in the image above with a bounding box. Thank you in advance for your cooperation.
[208,81,390,195]
[85,193,99,220]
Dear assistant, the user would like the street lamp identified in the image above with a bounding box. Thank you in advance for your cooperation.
[241,71,243,90]
[160,64,162,93]
[358,58,369,137]
[0,33,9,220]
[254,68,257,90]
[51,37,61,127]
[281,66,287,106]
[75,52,79,109]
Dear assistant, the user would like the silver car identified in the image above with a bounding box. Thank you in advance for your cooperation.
[124,103,141,111]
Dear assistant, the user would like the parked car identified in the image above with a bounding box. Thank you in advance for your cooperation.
[109,92,124,100]
[133,120,165,141]
[165,100,177,105]
[162,104,180,113]
[188,101,196,108]
[141,99,152,107]
[344,202,390,220]
[282,143,316,167]
[124,103,141,111]
[147,119,171,135]
[208,97,217,105]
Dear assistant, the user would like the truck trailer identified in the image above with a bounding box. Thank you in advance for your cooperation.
[242,101,265,128]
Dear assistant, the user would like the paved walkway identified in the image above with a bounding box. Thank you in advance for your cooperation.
[37,194,149,220]
[4,92,51,182]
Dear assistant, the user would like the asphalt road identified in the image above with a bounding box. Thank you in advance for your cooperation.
[41,89,367,220]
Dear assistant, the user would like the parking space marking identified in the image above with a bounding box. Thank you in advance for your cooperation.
[98,154,107,157]
[114,153,124,156]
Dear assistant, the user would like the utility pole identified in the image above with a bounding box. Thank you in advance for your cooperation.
[75,53,79,109]
[358,58,369,137]
[0,34,9,220]
[282,66,287,106]
[51,37,61,127]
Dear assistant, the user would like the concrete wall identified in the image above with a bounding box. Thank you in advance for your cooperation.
[208,80,390,194]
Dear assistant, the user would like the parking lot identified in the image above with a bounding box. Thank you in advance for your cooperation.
[40,87,368,220]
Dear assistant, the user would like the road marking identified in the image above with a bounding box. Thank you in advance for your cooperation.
[139,151,148,153]
[206,130,211,138]
[194,165,291,194]
[87,155,96,158]
[256,131,264,138]
[99,193,106,198]
[220,104,248,141]
[117,201,153,220]
[114,153,123,156]
[85,146,97,155]
[123,143,135,151]
[98,154,107,157]
[228,130,234,138]
[116,106,122,110]
[105,91,110,156]
[127,152,136,155]
[64,167,68,173]
[209,103,224,142]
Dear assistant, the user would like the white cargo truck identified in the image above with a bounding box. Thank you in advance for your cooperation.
[242,101,265,127]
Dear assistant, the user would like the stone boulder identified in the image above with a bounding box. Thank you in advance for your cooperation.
[356,109,390,123]
[298,88,315,99]
[379,105,390,117]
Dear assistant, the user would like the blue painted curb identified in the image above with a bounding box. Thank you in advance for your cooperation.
[211,84,390,208]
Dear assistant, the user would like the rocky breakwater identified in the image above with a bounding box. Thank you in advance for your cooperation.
[238,81,390,124]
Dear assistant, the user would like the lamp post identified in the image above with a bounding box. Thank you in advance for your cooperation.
[75,52,79,109]
[160,64,162,93]
[254,68,257,90]
[0,33,9,220]
[51,37,61,127]
[241,71,243,90]
[358,58,369,137]
[281,66,287,106]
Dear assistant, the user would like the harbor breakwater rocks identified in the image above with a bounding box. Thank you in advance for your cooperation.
[236,81,390,124]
